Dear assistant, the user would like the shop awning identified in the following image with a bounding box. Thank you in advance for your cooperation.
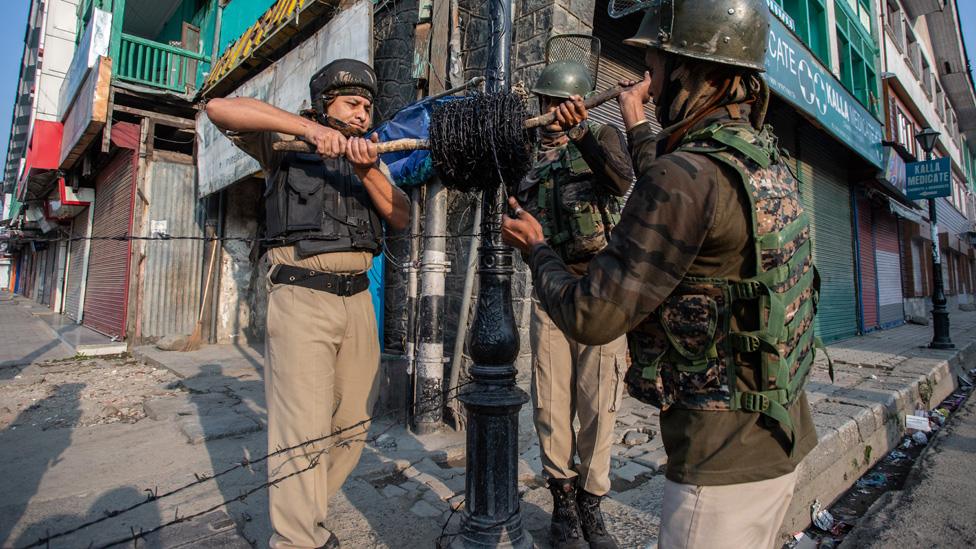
[16,120,64,200]
[888,197,925,224]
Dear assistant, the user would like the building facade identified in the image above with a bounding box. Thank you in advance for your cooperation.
[877,0,976,321]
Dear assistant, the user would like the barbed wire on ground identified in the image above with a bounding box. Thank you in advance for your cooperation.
[19,379,478,549]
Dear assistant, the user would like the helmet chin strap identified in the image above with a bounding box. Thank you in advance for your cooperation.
[316,98,368,137]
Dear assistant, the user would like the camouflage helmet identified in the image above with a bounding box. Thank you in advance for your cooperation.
[309,59,378,104]
[624,0,770,72]
[531,60,594,99]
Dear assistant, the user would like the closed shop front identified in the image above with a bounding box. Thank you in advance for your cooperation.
[64,207,92,321]
[874,207,904,327]
[591,8,659,135]
[139,158,204,340]
[796,126,859,343]
[854,194,878,332]
[853,193,906,332]
[83,151,135,339]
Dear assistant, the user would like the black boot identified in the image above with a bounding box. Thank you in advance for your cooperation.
[317,531,340,549]
[548,478,589,549]
[576,489,619,549]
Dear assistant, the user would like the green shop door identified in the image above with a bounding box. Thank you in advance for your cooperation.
[796,127,859,343]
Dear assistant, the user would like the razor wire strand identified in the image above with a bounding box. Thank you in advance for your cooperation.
[18,379,478,549]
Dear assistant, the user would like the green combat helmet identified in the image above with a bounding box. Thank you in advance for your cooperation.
[531,60,595,99]
[624,0,770,71]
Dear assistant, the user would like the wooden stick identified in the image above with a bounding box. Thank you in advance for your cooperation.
[522,84,626,129]
[273,138,430,153]
[271,83,628,154]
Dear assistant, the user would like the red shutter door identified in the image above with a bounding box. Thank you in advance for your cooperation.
[83,152,135,339]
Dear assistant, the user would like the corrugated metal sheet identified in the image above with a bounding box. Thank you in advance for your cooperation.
[591,8,660,136]
[855,195,878,332]
[797,126,858,343]
[935,197,969,237]
[84,152,135,340]
[875,207,904,327]
[64,209,91,321]
[141,158,205,339]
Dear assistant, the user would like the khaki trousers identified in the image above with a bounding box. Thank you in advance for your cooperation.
[658,470,798,549]
[530,299,628,496]
[264,247,380,549]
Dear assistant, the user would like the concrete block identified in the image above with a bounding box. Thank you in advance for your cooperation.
[632,448,668,472]
[382,484,408,498]
[178,414,262,445]
[410,499,442,518]
[414,472,455,500]
[143,397,195,420]
[611,461,652,483]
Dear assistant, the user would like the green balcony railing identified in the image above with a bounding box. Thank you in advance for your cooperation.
[116,33,210,93]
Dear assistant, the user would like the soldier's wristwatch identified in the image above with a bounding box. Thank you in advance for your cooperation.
[567,123,588,141]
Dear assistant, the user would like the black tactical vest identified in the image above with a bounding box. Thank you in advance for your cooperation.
[264,152,383,258]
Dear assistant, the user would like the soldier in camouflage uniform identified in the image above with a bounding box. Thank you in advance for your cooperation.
[503,2,820,548]
[517,59,634,549]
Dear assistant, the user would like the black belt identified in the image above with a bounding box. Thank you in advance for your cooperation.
[271,265,370,296]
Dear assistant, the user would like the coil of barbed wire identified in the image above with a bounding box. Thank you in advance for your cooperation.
[429,92,535,193]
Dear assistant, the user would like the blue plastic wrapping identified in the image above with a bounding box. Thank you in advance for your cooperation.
[371,97,457,188]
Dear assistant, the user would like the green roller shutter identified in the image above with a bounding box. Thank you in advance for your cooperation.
[796,126,859,342]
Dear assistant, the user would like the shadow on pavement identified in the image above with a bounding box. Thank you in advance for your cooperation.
[11,486,160,549]
[0,383,84,547]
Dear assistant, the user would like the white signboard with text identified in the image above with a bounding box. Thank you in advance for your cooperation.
[196,1,371,197]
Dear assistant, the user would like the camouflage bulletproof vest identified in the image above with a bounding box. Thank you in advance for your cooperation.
[623,122,826,452]
[520,128,624,264]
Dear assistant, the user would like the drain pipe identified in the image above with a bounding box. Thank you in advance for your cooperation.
[446,200,481,429]
[412,179,450,434]
[405,187,422,421]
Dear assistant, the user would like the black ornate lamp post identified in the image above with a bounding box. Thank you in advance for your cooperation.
[452,0,532,545]
[915,127,954,349]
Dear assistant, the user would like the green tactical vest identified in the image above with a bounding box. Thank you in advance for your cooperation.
[623,122,831,453]
[519,125,625,264]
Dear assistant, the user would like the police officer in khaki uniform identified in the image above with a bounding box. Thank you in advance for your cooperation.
[206,59,409,549]
[518,59,634,549]
[503,2,820,548]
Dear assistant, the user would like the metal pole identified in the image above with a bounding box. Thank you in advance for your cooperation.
[453,0,531,543]
[447,200,482,430]
[414,179,450,434]
[406,187,422,421]
[927,153,954,348]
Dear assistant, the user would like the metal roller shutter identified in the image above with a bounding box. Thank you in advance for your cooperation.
[83,152,135,340]
[855,195,878,332]
[141,159,205,339]
[874,207,904,327]
[796,126,858,342]
[64,208,91,321]
[591,8,660,135]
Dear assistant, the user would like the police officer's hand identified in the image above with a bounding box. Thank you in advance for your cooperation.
[501,197,546,253]
[618,71,653,107]
[554,95,588,132]
[304,123,347,158]
[346,134,380,174]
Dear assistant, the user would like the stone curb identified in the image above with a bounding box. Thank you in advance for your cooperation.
[780,336,976,538]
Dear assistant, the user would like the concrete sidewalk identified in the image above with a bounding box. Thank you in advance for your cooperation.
[0,292,76,369]
[130,310,976,545]
[0,292,126,369]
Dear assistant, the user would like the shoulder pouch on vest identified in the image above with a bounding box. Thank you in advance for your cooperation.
[265,153,328,237]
